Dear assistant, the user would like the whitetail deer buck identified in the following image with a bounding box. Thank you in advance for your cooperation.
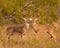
[23,17,56,42]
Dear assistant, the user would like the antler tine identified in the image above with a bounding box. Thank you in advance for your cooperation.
[23,18,27,21]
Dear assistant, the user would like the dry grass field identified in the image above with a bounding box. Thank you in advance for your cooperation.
[0,0,60,48]
[0,20,60,48]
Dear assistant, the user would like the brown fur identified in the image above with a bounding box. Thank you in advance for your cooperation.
[6,25,25,39]
[33,24,56,42]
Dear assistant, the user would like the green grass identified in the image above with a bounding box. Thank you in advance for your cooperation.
[0,0,59,25]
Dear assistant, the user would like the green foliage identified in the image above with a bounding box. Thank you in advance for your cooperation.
[0,0,58,25]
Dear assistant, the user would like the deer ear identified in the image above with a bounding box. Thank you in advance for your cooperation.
[23,18,27,21]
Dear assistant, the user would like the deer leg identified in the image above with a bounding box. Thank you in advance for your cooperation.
[47,32,53,38]
[47,31,56,42]
[32,27,38,33]
[18,31,23,39]
[34,29,38,33]
[8,33,13,39]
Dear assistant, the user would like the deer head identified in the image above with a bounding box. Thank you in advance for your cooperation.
[23,17,38,29]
